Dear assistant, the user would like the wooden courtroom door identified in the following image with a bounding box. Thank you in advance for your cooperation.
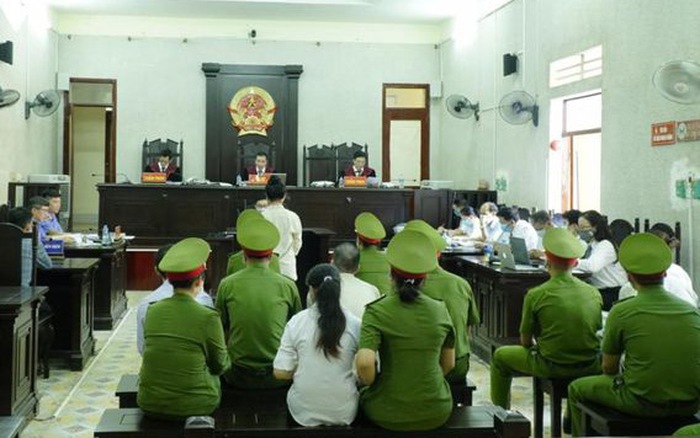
[382,84,430,184]
[62,78,117,230]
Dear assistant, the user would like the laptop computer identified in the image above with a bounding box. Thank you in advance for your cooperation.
[270,173,287,184]
[511,237,546,267]
[499,244,542,271]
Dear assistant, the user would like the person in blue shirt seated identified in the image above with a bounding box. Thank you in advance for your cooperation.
[0,205,53,286]
[136,244,214,355]
[28,196,51,243]
[39,189,64,238]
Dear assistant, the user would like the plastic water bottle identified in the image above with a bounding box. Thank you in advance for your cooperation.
[482,243,493,263]
[101,224,111,245]
[398,174,405,189]
[339,177,344,188]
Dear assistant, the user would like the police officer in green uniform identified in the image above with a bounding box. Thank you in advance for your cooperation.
[216,216,302,388]
[354,212,392,296]
[356,230,456,431]
[403,219,479,384]
[138,238,231,420]
[490,228,602,409]
[226,209,281,276]
[568,233,700,436]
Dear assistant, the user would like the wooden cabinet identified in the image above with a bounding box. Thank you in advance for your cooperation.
[65,243,128,330]
[0,287,48,418]
[37,259,99,371]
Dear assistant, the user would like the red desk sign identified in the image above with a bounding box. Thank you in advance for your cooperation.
[344,176,367,187]
[141,172,167,183]
[248,174,270,185]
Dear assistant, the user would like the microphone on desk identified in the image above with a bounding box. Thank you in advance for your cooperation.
[91,173,133,184]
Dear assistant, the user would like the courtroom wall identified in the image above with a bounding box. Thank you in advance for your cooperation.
[439,0,700,288]
[0,3,59,202]
[57,37,441,183]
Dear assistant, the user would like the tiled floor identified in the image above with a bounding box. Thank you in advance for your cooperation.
[21,292,555,437]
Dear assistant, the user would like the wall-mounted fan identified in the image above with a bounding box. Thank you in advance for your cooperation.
[446,94,480,121]
[0,85,20,108]
[652,60,700,104]
[498,90,538,127]
[25,89,61,119]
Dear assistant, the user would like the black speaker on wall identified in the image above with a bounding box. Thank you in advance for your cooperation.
[503,53,517,76]
[0,41,13,65]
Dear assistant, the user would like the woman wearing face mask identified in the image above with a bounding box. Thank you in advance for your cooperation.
[439,206,482,240]
[576,210,627,311]
[273,264,361,426]
[477,202,501,242]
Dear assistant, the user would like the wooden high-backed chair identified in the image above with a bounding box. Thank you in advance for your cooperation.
[302,144,336,186]
[142,138,184,175]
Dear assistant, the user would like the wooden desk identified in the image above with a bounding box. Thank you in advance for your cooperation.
[64,241,128,330]
[98,184,497,243]
[440,255,589,363]
[0,286,48,418]
[37,259,99,371]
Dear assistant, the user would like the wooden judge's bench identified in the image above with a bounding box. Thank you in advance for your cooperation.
[97,184,496,293]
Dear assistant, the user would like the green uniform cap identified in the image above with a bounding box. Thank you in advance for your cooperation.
[158,237,211,274]
[237,217,280,252]
[542,228,585,259]
[387,229,437,274]
[619,233,672,275]
[403,219,447,252]
[355,212,386,241]
[236,209,263,228]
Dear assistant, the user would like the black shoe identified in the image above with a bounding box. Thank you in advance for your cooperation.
[563,415,572,435]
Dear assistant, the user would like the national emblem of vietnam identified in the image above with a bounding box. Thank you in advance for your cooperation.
[227,86,277,137]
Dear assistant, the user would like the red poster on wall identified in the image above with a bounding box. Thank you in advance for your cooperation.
[651,122,676,146]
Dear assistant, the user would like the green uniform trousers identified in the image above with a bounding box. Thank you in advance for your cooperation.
[490,346,601,409]
[568,375,699,437]
[674,423,700,436]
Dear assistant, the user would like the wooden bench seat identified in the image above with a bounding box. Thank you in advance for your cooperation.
[0,416,26,438]
[95,405,530,438]
[577,401,700,436]
[118,374,476,408]
[450,378,477,406]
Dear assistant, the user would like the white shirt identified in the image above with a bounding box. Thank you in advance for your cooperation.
[618,263,698,307]
[576,239,628,289]
[339,272,381,319]
[458,217,482,240]
[136,281,214,355]
[262,203,303,280]
[496,220,539,250]
[482,216,501,242]
[273,307,361,427]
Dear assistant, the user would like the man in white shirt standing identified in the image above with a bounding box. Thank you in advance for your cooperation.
[262,176,303,281]
[332,243,381,319]
[496,206,539,251]
[136,244,214,355]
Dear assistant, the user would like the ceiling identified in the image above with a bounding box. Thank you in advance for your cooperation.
[45,0,463,24]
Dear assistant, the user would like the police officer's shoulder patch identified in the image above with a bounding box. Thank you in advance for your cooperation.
[365,295,387,307]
